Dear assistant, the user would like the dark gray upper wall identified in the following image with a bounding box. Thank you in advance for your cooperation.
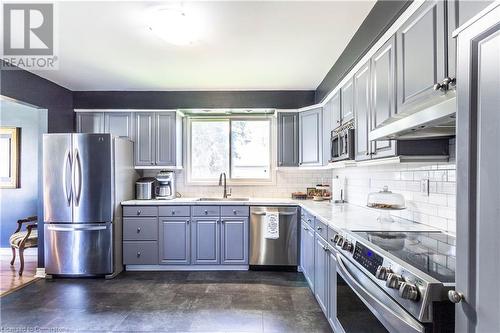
[315,0,413,104]
[73,90,315,110]
[0,68,74,132]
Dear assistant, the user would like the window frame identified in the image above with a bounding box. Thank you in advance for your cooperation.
[186,115,276,186]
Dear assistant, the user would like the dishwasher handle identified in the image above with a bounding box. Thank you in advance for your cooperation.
[251,211,296,216]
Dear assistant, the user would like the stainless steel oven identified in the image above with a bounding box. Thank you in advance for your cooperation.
[334,250,425,333]
[331,121,355,162]
[330,229,456,333]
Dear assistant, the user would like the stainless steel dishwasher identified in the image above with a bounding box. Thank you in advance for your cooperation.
[249,206,298,268]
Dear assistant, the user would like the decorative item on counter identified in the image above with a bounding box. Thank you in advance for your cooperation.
[291,192,307,200]
[315,184,331,200]
[367,186,406,223]
[306,187,316,199]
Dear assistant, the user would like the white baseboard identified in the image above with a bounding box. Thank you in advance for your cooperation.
[35,268,47,278]
[126,265,249,271]
[0,247,37,255]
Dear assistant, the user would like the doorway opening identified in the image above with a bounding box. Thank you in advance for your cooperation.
[0,97,47,295]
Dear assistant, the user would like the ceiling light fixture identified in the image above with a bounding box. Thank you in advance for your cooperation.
[146,6,202,46]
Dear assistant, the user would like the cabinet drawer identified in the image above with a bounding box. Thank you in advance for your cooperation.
[192,206,220,217]
[158,206,190,217]
[221,206,249,217]
[315,220,328,240]
[123,218,158,241]
[123,241,158,265]
[301,210,315,228]
[123,206,158,217]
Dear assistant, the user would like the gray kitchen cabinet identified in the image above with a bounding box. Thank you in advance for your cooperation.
[327,248,338,330]
[340,78,354,123]
[300,220,315,290]
[455,5,500,332]
[354,61,371,161]
[135,113,155,166]
[76,112,104,133]
[123,241,158,265]
[370,36,397,158]
[314,234,328,314]
[277,112,299,167]
[191,217,220,265]
[159,217,190,264]
[155,112,177,166]
[135,112,181,167]
[221,217,248,265]
[331,90,341,129]
[447,0,493,82]
[396,0,447,114]
[104,113,133,139]
[299,108,322,166]
[322,99,333,165]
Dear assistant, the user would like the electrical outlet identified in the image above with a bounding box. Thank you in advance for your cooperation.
[421,179,430,196]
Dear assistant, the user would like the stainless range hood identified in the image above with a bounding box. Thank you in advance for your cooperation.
[369,98,456,141]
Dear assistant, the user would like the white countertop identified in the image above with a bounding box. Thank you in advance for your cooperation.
[122,197,439,233]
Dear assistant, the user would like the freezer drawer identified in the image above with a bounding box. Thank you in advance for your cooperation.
[249,206,298,266]
[44,223,113,275]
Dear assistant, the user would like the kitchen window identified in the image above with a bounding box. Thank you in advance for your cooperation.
[187,117,273,184]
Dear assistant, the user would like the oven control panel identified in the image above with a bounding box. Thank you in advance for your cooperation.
[353,242,383,276]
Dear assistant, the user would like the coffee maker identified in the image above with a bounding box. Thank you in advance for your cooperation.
[155,170,175,200]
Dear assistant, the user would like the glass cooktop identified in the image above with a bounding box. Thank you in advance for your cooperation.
[353,231,456,283]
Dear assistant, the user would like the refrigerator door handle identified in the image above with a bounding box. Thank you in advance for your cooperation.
[73,148,82,207]
[47,225,107,231]
[63,149,72,206]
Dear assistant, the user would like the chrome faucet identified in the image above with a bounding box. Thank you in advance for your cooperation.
[218,172,231,198]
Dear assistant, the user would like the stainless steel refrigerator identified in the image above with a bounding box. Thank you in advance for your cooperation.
[43,133,136,277]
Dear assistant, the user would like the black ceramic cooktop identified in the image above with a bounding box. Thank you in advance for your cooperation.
[353,231,456,283]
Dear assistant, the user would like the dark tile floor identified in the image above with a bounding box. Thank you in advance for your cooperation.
[0,271,333,333]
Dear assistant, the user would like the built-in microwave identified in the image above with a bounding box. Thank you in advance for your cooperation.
[331,121,355,162]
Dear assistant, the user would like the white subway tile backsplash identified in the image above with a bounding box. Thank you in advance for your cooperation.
[333,162,456,234]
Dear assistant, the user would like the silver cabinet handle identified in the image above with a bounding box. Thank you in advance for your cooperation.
[171,211,176,215]
[303,227,308,231]
[137,227,141,233]
[137,252,141,257]
[186,220,190,224]
[448,290,464,303]
[137,210,142,215]
[221,219,224,223]
[233,210,237,215]
[317,226,322,231]
[204,210,208,215]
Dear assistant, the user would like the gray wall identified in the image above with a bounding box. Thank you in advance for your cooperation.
[0,100,47,248]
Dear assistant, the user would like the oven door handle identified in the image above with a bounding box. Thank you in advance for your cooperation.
[335,252,426,333]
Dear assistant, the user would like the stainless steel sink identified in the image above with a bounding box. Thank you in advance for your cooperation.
[197,197,250,201]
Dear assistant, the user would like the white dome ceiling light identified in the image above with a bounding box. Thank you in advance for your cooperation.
[146,5,203,46]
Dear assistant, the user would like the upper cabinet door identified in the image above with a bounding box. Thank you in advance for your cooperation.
[370,36,397,158]
[396,0,446,114]
[104,113,133,139]
[299,108,322,166]
[354,62,371,161]
[340,78,354,123]
[135,113,155,166]
[331,90,341,129]
[322,99,333,165]
[155,112,176,166]
[277,112,299,167]
[447,0,493,82]
[76,113,104,133]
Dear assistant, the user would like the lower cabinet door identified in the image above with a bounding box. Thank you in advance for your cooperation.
[314,235,328,314]
[221,217,248,265]
[327,249,339,330]
[301,221,315,290]
[191,217,220,264]
[123,241,158,265]
[159,217,190,264]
